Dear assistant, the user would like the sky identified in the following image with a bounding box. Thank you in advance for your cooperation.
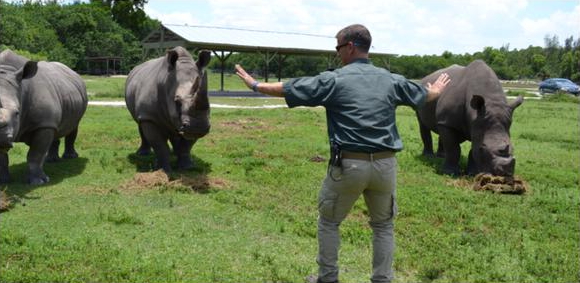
[143,0,580,56]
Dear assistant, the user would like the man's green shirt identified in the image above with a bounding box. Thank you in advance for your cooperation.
[282,58,427,153]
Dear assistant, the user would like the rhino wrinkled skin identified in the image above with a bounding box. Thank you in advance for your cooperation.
[417,60,523,176]
[125,47,211,172]
[0,49,88,185]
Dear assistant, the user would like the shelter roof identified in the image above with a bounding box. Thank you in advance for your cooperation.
[142,24,394,56]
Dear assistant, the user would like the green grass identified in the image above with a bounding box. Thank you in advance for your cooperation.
[505,89,539,98]
[84,71,255,100]
[1,97,578,282]
[542,91,580,103]
[86,74,545,103]
[83,75,127,99]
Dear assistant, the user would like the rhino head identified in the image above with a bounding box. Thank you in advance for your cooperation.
[165,47,211,140]
[469,94,523,176]
[0,61,37,152]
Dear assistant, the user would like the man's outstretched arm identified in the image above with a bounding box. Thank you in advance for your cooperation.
[235,64,284,97]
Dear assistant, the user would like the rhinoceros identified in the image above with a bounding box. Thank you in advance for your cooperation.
[0,49,88,184]
[417,60,523,176]
[125,47,211,172]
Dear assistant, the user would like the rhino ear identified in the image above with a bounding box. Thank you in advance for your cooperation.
[15,61,38,82]
[470,95,485,112]
[166,49,179,70]
[196,50,211,70]
[508,95,524,111]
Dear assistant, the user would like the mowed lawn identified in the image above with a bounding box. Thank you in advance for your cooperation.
[1,93,578,282]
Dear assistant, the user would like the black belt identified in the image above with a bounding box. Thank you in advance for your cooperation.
[342,150,395,161]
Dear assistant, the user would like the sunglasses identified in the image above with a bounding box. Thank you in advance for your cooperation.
[335,42,350,52]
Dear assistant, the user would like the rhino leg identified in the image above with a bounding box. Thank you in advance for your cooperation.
[466,149,478,176]
[171,136,196,171]
[27,128,54,185]
[46,138,61,163]
[140,122,171,172]
[417,115,434,157]
[62,128,79,159]
[436,136,445,158]
[136,125,152,156]
[0,152,10,184]
[438,126,462,176]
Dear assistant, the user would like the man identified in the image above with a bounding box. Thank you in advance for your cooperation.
[235,24,450,283]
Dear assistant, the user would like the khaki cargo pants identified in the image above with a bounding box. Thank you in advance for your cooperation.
[317,157,397,283]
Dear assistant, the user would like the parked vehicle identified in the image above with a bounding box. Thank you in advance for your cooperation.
[539,78,580,95]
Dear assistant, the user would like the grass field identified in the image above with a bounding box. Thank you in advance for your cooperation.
[1,88,578,282]
[84,71,249,100]
[84,71,550,101]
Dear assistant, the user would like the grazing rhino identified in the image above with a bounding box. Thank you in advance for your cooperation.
[0,49,88,184]
[125,47,211,172]
[417,60,523,176]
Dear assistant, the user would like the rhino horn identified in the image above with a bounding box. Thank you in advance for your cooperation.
[195,71,209,110]
[508,95,524,111]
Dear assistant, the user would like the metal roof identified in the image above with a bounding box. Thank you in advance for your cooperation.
[142,24,394,56]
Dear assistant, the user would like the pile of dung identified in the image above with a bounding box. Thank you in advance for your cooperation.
[121,170,227,193]
[472,173,529,194]
[1,191,11,212]
[130,170,170,188]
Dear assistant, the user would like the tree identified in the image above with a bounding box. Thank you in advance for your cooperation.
[90,0,159,39]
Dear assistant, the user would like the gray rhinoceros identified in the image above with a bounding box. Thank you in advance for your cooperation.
[0,49,88,184]
[125,47,211,172]
[417,60,523,176]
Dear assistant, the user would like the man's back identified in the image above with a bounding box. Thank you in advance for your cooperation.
[284,59,427,153]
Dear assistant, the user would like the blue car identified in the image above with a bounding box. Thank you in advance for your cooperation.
[539,78,580,95]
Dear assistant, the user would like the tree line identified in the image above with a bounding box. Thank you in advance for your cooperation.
[1,1,578,82]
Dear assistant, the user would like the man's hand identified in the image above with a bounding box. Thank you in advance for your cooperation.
[234,64,285,97]
[425,73,451,102]
[235,64,257,90]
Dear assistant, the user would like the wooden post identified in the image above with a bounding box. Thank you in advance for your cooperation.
[277,54,287,82]
[212,50,232,91]
[260,51,277,82]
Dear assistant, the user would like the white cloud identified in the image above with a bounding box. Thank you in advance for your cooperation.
[144,6,199,26]
[520,4,580,43]
[144,0,580,55]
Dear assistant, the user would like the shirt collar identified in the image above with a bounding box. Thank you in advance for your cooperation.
[348,58,370,65]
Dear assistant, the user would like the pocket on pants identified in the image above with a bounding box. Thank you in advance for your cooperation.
[318,189,338,220]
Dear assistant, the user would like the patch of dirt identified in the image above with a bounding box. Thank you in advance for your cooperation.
[445,177,473,189]
[309,154,326,163]
[1,190,11,212]
[120,170,229,193]
[472,174,529,194]
[219,118,272,131]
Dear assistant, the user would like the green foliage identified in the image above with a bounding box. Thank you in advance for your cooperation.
[0,95,578,282]
[1,2,577,84]
[90,0,160,39]
[0,1,155,73]
[0,45,48,62]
